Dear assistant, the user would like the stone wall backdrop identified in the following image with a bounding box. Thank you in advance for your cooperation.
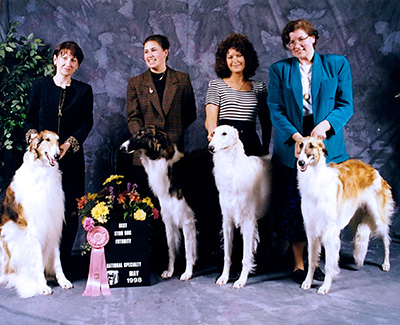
[1,0,399,237]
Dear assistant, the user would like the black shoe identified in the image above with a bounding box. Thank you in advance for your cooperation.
[314,266,325,281]
[291,269,306,284]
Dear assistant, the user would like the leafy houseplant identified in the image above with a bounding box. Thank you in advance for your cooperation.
[0,22,54,151]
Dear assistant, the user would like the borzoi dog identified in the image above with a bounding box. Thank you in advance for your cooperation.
[120,126,197,281]
[208,125,271,288]
[0,130,73,298]
[296,136,394,294]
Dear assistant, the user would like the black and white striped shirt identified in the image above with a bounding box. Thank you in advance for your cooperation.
[205,79,267,122]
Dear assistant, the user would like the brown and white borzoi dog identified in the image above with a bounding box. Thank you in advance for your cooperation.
[296,137,394,294]
[120,126,197,281]
[208,125,271,288]
[0,130,73,298]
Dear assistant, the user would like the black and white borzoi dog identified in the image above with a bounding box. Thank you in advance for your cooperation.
[120,126,197,281]
[208,125,271,288]
[0,130,73,298]
[296,136,394,294]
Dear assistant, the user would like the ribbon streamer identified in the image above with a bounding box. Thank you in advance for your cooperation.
[82,226,111,297]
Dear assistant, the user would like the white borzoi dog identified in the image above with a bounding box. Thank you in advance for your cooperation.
[208,125,271,289]
[0,130,73,298]
[120,126,197,281]
[296,136,394,294]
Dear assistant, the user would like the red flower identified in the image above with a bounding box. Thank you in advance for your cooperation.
[117,192,126,205]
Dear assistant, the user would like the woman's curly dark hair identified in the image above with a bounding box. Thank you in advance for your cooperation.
[214,33,259,80]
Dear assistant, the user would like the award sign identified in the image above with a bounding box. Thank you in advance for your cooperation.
[82,226,112,296]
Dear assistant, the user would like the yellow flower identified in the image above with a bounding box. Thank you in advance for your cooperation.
[87,193,98,201]
[134,209,146,221]
[142,197,154,209]
[103,174,124,186]
[91,201,110,223]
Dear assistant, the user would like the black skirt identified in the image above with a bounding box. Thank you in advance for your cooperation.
[219,119,263,156]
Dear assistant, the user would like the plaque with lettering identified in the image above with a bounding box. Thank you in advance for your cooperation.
[105,219,150,287]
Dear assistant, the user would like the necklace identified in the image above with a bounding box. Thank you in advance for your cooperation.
[57,88,66,135]
[238,81,247,90]
[158,70,166,81]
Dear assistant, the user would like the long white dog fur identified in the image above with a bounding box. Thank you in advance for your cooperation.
[209,125,271,288]
[0,130,73,298]
[296,136,394,294]
[120,126,197,281]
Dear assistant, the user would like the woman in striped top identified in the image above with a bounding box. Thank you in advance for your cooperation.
[205,33,271,156]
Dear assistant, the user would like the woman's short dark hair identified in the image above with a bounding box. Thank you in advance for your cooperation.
[143,34,170,61]
[214,33,259,80]
[281,19,319,50]
[53,41,84,65]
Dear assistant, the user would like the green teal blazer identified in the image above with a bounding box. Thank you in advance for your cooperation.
[267,52,353,168]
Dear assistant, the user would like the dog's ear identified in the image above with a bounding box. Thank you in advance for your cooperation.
[317,141,328,157]
[30,133,43,150]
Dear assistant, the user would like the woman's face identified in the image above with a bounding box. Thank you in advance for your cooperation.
[226,48,245,75]
[288,28,315,64]
[53,50,79,78]
[143,40,168,72]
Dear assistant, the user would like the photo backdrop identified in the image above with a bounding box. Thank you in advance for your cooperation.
[2,0,399,234]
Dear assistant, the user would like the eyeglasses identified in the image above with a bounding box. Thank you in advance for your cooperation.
[288,36,310,48]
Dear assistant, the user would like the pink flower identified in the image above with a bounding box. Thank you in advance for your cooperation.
[83,217,95,231]
[152,208,160,220]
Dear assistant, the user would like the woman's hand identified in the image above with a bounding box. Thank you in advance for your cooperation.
[292,132,303,158]
[311,120,331,140]
[205,104,219,142]
[59,142,71,159]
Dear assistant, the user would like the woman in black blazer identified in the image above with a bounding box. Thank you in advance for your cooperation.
[25,41,93,280]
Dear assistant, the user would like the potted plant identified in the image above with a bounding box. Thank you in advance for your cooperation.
[0,22,54,193]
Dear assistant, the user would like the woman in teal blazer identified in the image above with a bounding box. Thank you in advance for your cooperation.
[267,19,353,284]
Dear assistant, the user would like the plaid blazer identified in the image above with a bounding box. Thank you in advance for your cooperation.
[126,67,197,164]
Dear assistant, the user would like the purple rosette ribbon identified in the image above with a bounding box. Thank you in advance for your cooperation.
[82,226,111,297]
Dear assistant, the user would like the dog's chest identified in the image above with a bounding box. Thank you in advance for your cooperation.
[142,157,171,198]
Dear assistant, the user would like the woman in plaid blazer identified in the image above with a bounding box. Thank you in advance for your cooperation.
[126,34,196,165]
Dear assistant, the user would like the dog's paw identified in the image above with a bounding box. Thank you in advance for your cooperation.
[216,274,228,286]
[317,284,330,295]
[301,280,312,290]
[382,262,390,272]
[233,278,247,289]
[39,284,53,296]
[161,270,173,279]
[57,276,74,289]
[179,272,192,281]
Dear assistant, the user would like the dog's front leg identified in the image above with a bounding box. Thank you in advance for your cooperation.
[318,230,341,294]
[180,215,197,281]
[53,247,73,289]
[301,235,319,290]
[161,218,178,279]
[233,219,257,289]
[216,217,234,286]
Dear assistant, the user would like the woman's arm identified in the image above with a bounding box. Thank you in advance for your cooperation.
[205,103,219,141]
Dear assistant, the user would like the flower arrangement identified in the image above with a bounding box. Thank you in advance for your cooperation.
[77,175,159,254]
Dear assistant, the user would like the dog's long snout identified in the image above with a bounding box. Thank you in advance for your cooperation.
[54,153,60,160]
[120,140,129,153]
[298,159,305,167]
[208,145,215,154]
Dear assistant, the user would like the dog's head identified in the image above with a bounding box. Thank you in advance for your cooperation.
[120,126,175,160]
[296,136,328,172]
[29,130,60,167]
[208,125,241,154]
